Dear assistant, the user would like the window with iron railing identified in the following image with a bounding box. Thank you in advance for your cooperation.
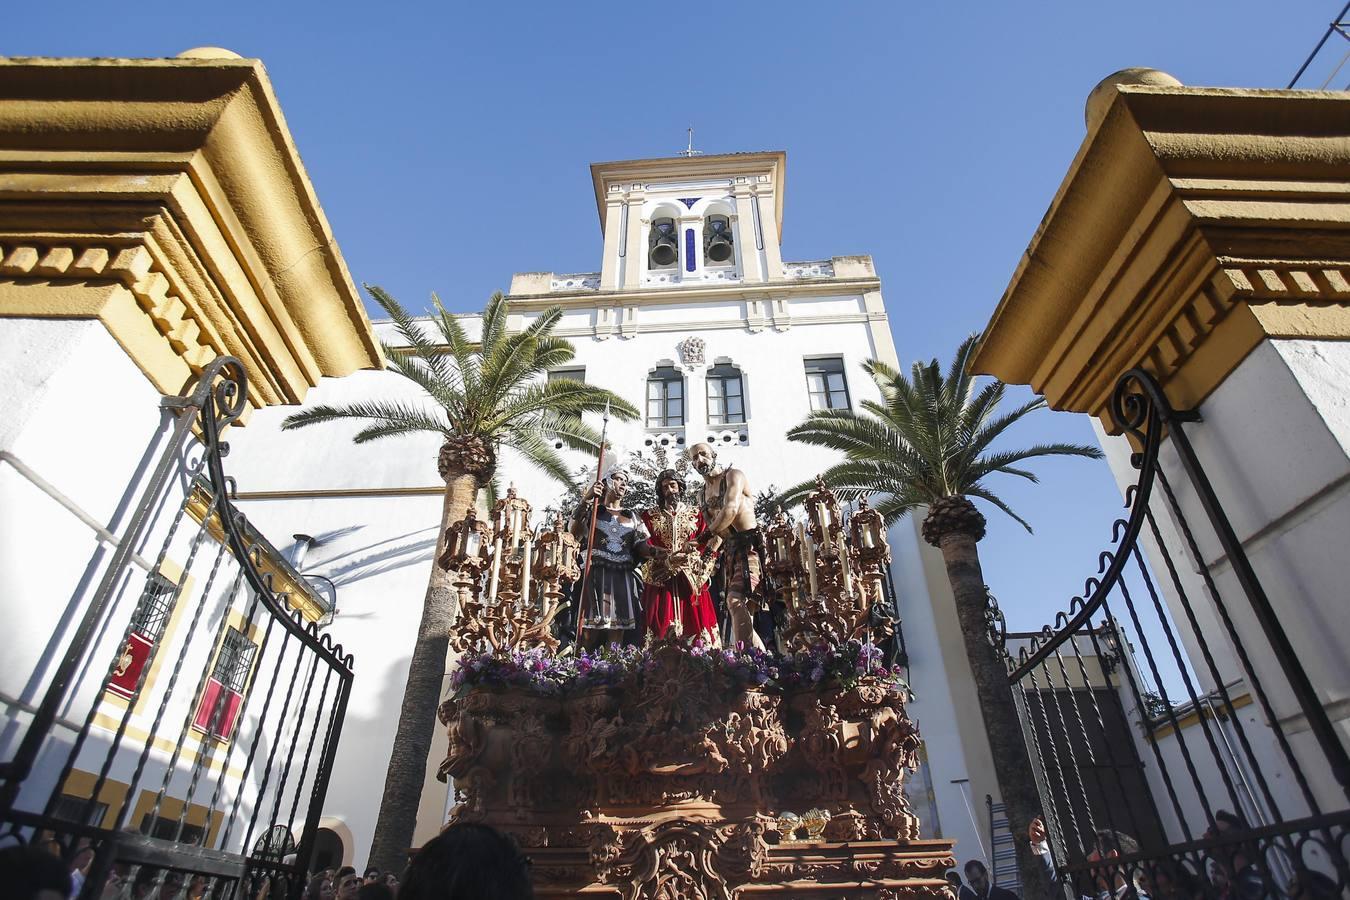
[193,626,258,741]
[106,573,178,700]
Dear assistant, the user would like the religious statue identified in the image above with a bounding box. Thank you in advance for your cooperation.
[570,467,648,648]
[689,442,765,650]
[639,468,720,646]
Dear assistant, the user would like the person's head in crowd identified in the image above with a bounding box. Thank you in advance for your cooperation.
[363,867,381,885]
[1147,859,1200,900]
[132,866,162,900]
[0,844,71,900]
[945,870,963,892]
[963,860,990,896]
[336,869,362,900]
[398,824,532,900]
[1088,829,1144,896]
[1211,809,1259,875]
[157,869,185,900]
[357,883,395,900]
[306,871,336,900]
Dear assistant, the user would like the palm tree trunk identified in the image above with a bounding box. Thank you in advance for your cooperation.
[937,529,1055,900]
[366,471,479,875]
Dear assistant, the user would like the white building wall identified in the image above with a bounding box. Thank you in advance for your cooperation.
[1,317,331,851]
[225,285,989,865]
[1093,336,1350,833]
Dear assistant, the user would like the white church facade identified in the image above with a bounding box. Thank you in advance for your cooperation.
[223,150,1011,868]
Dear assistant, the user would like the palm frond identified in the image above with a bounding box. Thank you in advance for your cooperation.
[366,285,458,390]
[429,292,481,399]
[478,291,509,357]
[788,335,1105,539]
[281,401,447,434]
[963,483,1035,534]
[501,429,575,487]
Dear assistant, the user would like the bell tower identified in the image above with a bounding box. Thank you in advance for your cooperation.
[590,150,787,291]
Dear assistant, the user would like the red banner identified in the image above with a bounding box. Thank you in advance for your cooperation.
[106,632,154,699]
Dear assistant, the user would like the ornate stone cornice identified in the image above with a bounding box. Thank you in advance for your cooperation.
[0,54,383,411]
[974,70,1350,429]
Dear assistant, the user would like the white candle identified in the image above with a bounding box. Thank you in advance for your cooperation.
[861,525,875,549]
[837,534,852,595]
[797,524,809,570]
[487,538,503,602]
[805,530,819,597]
[521,535,533,611]
[775,536,787,562]
[509,509,521,548]
[815,504,829,539]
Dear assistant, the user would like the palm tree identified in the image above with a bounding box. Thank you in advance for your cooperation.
[281,287,637,874]
[784,334,1102,900]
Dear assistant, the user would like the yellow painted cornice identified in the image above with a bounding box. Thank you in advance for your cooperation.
[589,151,787,239]
[0,54,383,411]
[186,483,329,623]
[974,70,1350,429]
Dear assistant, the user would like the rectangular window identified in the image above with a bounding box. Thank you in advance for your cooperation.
[106,573,178,699]
[139,812,206,846]
[804,358,851,411]
[547,367,586,383]
[52,793,109,827]
[646,368,685,428]
[192,627,258,741]
[706,365,746,426]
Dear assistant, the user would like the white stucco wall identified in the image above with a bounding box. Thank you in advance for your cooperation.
[1,317,332,851]
[1092,337,1350,827]
[224,287,988,866]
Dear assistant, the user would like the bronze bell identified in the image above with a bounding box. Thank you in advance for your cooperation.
[649,217,678,268]
[704,215,733,263]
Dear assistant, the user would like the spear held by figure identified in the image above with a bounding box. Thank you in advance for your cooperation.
[574,399,610,646]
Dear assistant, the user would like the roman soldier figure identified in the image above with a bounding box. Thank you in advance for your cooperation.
[639,468,720,646]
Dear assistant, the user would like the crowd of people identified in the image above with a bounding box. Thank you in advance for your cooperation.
[942,810,1339,900]
[3,823,534,900]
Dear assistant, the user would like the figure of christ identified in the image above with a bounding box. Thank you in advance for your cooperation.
[639,468,720,647]
[570,469,651,649]
[689,442,765,650]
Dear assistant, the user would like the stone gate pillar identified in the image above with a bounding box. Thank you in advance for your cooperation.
[974,68,1350,812]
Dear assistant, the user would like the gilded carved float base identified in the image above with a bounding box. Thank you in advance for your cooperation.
[438,643,955,898]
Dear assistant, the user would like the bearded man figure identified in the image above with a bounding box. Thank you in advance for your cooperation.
[639,468,720,646]
[689,442,766,650]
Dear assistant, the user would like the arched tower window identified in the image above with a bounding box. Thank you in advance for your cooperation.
[703,214,734,265]
[706,363,745,425]
[646,366,684,427]
[649,217,679,270]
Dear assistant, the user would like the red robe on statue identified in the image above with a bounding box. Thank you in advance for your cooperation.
[640,502,720,646]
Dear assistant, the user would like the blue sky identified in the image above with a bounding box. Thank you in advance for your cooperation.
[10,1,1341,639]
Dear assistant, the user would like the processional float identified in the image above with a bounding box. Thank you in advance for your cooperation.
[435,478,955,899]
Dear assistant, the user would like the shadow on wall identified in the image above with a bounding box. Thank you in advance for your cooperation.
[317,645,428,874]
[312,527,438,587]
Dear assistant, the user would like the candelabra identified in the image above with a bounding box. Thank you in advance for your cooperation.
[767,478,892,650]
[442,488,577,655]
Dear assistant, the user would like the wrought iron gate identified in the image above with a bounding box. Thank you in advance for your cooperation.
[994,369,1350,900]
[0,357,354,900]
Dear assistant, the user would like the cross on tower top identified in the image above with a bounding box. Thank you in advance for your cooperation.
[677,126,704,158]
